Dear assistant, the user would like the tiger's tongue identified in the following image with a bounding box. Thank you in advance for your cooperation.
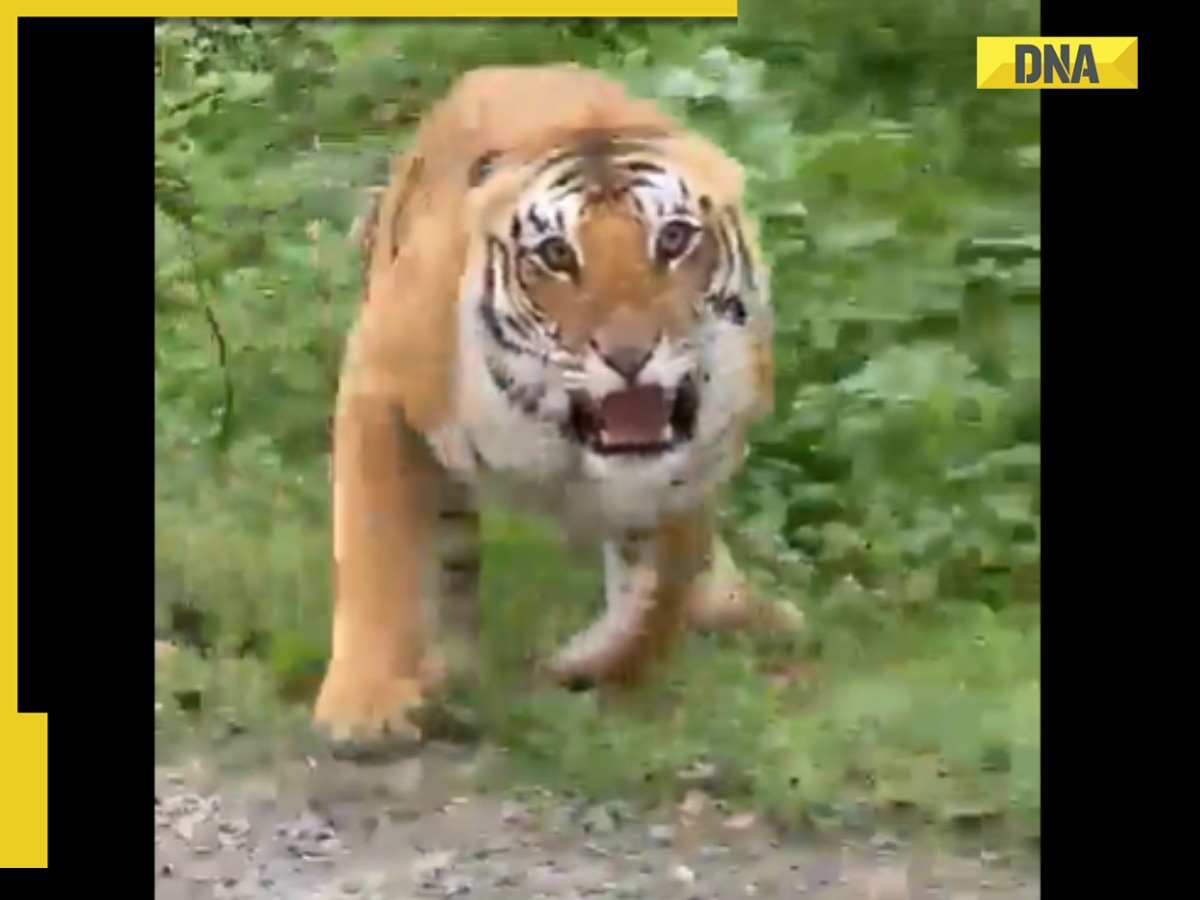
[597,385,669,446]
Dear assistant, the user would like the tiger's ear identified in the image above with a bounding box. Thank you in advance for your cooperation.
[348,185,385,292]
[661,133,746,209]
[357,151,426,279]
[347,186,384,247]
[463,154,531,238]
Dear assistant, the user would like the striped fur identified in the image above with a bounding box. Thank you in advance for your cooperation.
[316,65,801,759]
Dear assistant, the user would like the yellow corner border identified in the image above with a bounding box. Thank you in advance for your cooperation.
[33,2,736,14]
[2,14,48,870]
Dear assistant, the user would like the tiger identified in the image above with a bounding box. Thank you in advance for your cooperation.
[315,64,804,760]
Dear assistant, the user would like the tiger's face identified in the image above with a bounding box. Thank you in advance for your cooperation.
[465,142,767,491]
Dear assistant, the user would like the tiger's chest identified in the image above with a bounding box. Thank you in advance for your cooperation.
[425,394,698,541]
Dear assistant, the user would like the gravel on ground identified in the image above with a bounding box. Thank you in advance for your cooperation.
[155,748,1039,900]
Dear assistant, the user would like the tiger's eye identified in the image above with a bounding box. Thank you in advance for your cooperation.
[534,236,578,275]
[656,219,700,263]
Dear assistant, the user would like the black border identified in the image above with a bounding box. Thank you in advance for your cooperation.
[1039,1,1159,896]
[16,16,147,874]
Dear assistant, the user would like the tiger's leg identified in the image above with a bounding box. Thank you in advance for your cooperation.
[314,391,443,760]
[544,511,711,691]
[685,536,805,634]
[422,479,482,692]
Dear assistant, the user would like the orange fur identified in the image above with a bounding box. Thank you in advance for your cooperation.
[315,65,799,759]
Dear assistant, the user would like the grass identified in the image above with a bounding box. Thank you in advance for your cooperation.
[155,16,1040,849]
[155,482,1040,844]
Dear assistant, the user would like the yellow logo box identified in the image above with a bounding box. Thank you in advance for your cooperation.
[977,37,1138,89]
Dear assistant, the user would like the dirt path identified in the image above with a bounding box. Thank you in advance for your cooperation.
[155,746,1039,900]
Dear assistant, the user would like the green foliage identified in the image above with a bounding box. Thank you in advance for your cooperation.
[155,11,1040,839]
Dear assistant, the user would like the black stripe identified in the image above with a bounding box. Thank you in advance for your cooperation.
[537,135,661,170]
[711,214,733,271]
[547,161,587,193]
[483,355,545,416]
[593,136,664,158]
[496,239,516,296]
[503,311,532,340]
[727,211,759,294]
[528,207,553,233]
[485,356,514,394]
[529,138,666,201]
[478,240,526,355]
[511,382,546,416]
[478,292,521,353]
[508,246,550,323]
[536,146,579,173]
[477,241,552,415]
[441,555,481,579]
[469,437,488,470]
[713,293,747,326]
[621,159,666,175]
[703,213,750,325]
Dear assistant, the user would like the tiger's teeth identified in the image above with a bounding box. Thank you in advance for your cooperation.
[660,426,672,440]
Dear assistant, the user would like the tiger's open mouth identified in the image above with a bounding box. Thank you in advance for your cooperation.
[567,377,699,456]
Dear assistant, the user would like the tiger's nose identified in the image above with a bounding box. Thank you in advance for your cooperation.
[597,344,653,382]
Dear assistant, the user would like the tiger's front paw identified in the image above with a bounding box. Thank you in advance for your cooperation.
[538,654,607,694]
[538,628,663,695]
[313,663,426,762]
[538,590,689,695]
